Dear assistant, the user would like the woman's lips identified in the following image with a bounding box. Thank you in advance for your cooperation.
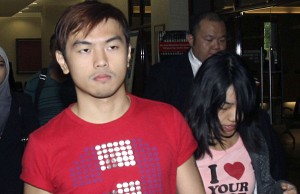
[222,125,236,132]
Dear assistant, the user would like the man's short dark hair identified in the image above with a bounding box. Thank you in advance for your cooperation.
[55,1,130,54]
[189,12,225,37]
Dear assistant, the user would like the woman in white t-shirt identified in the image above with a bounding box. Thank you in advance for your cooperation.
[185,51,297,194]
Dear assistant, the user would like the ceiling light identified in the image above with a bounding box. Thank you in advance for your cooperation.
[244,6,300,14]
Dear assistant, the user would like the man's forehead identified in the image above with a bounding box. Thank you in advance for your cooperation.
[200,19,225,29]
[199,21,226,36]
[69,19,121,36]
[67,22,124,43]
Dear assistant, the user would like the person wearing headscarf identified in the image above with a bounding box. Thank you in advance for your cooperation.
[0,47,12,137]
[0,46,39,194]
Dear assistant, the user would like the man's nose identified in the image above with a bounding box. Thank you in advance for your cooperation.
[94,49,108,68]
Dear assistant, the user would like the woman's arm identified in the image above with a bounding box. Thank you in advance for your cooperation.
[251,136,297,193]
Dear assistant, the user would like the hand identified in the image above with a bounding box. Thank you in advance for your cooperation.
[281,182,298,194]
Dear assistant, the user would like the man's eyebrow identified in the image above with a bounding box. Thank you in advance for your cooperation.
[72,40,91,47]
[106,35,123,43]
[205,34,227,39]
[205,34,216,38]
[72,35,123,47]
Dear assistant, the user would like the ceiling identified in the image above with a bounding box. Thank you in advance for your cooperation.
[2,0,300,17]
[0,0,83,17]
[0,0,35,17]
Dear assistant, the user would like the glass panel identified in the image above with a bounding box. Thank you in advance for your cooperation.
[233,1,300,123]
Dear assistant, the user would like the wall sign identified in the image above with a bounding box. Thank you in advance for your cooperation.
[16,38,41,74]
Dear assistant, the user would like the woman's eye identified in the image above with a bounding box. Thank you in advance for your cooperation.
[220,107,228,110]
[219,104,230,110]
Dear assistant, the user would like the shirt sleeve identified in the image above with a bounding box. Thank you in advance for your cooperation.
[20,131,54,193]
[172,108,197,167]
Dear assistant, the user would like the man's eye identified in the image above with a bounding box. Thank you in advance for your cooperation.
[80,48,90,53]
[108,45,118,50]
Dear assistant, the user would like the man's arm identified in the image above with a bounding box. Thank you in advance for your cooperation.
[24,183,51,194]
[176,155,205,194]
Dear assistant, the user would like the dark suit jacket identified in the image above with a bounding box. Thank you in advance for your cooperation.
[144,52,193,113]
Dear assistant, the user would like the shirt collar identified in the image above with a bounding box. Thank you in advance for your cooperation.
[188,49,202,77]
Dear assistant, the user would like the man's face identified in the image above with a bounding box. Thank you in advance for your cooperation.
[56,18,131,99]
[0,56,7,85]
[188,19,227,62]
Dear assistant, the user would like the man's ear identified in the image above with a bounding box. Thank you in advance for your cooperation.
[187,34,194,47]
[55,50,70,74]
[127,45,132,68]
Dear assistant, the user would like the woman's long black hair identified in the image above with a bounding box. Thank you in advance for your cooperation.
[185,51,261,159]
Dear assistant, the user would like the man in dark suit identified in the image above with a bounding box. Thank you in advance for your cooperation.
[144,12,288,181]
[144,12,227,113]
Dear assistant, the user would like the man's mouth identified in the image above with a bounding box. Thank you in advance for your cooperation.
[93,73,112,82]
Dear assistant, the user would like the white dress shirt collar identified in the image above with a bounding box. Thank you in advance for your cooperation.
[188,49,202,77]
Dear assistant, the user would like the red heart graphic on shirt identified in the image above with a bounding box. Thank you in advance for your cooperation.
[224,162,245,180]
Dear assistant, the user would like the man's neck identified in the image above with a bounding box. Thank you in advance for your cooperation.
[72,92,131,124]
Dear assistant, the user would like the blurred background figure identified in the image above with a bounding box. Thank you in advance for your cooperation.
[0,46,39,194]
[144,12,227,113]
[24,34,76,126]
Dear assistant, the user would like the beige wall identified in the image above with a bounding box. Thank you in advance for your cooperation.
[0,1,130,85]
[0,16,41,84]
[40,5,71,68]
[151,0,188,63]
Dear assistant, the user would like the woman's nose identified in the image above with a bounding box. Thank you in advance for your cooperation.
[228,109,237,122]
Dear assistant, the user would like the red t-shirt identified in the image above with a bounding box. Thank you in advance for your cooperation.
[21,95,197,193]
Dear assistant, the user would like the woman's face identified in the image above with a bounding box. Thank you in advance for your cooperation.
[217,85,237,138]
[0,56,7,85]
